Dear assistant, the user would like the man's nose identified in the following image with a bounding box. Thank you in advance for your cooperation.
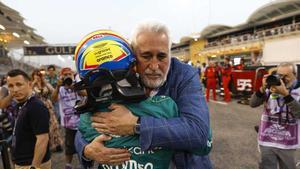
[149,57,159,70]
[10,86,19,93]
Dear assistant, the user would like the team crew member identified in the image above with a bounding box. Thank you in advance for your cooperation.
[205,61,217,101]
[222,57,232,102]
[234,57,245,70]
[215,62,222,88]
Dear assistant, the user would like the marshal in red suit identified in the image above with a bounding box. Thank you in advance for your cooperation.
[204,62,218,102]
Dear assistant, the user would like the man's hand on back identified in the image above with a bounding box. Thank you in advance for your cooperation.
[91,103,138,136]
[84,134,131,165]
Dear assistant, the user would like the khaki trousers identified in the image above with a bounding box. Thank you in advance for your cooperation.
[15,160,51,169]
[259,145,296,169]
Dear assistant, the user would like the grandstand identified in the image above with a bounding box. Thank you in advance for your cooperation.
[172,0,300,66]
[0,50,37,78]
[171,42,190,62]
[0,1,46,75]
[0,1,45,48]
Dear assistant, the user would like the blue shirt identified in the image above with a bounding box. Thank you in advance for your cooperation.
[75,58,212,169]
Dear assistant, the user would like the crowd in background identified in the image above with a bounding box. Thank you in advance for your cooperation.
[205,21,300,49]
[0,65,83,169]
[193,57,245,103]
[0,58,299,169]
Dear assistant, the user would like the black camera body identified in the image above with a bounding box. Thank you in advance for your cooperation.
[62,77,73,86]
[266,74,281,88]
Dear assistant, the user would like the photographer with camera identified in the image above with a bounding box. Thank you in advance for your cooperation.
[52,67,84,169]
[250,62,300,169]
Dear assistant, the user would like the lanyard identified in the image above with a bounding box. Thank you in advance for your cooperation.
[12,94,33,136]
[265,85,295,125]
[275,97,288,125]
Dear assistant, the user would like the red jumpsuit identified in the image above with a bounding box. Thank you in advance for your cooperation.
[205,66,217,101]
[215,65,222,88]
[222,64,232,102]
[234,63,244,70]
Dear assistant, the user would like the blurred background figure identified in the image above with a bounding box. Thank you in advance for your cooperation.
[201,62,207,90]
[45,65,61,123]
[205,61,217,102]
[31,69,63,153]
[0,75,11,109]
[196,61,202,79]
[215,62,222,89]
[0,76,7,87]
[52,67,83,169]
[0,75,13,136]
[0,74,15,169]
[0,75,15,129]
[45,65,59,89]
[221,57,232,102]
[234,57,245,70]
[251,52,262,66]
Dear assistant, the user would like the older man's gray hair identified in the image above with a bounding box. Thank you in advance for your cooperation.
[131,20,172,51]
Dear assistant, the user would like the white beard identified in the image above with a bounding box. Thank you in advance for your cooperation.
[141,68,167,89]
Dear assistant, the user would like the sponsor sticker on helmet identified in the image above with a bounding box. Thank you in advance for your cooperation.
[75,30,134,78]
[81,40,128,70]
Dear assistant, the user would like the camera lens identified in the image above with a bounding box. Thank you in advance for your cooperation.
[63,77,73,86]
[266,74,281,87]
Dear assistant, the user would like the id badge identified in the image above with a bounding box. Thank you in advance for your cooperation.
[270,106,280,115]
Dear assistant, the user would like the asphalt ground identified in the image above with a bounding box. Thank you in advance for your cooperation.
[1,96,300,169]
[208,97,300,169]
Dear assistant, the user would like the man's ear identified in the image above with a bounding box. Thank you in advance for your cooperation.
[133,64,137,72]
[129,59,137,72]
